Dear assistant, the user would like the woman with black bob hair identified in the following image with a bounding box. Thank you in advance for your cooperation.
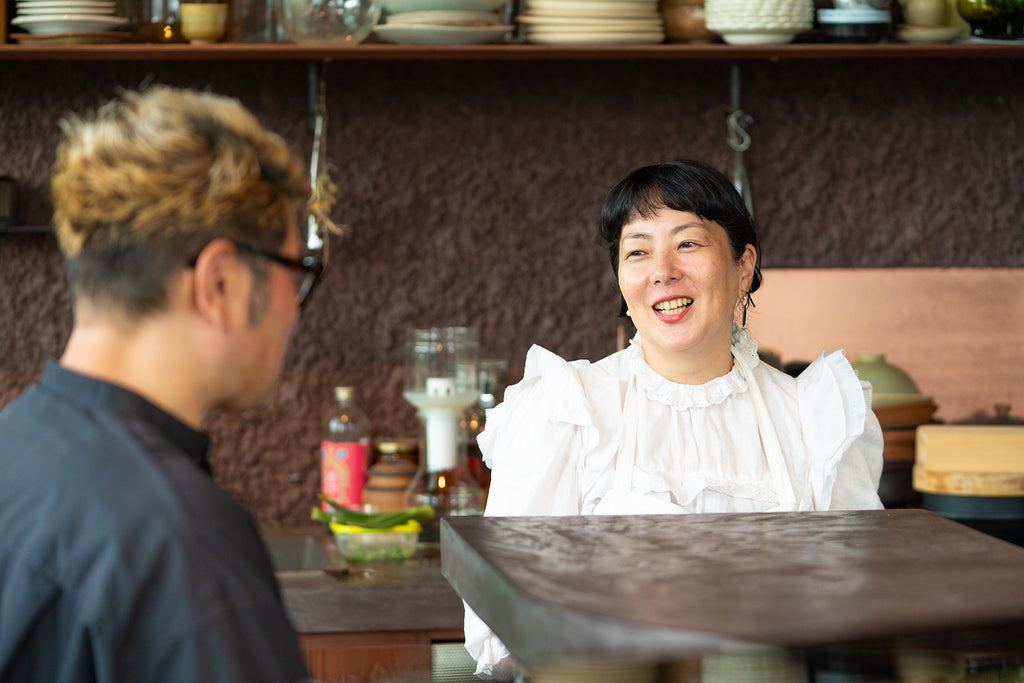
[463,159,884,680]
[600,159,762,317]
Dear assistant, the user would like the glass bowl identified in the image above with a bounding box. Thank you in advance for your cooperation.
[957,0,1023,38]
[329,520,420,561]
[275,0,381,44]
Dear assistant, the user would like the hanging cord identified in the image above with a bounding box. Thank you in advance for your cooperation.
[306,61,345,256]
[726,64,754,218]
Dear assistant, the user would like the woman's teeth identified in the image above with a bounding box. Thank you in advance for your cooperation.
[653,297,693,313]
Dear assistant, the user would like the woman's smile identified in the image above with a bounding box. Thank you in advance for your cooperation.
[652,296,694,320]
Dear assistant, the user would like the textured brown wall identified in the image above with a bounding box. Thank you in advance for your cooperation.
[1,57,1021,525]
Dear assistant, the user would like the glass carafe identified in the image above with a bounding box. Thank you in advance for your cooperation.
[402,327,485,543]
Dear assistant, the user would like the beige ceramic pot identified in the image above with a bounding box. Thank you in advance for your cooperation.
[901,0,948,26]
[852,353,932,407]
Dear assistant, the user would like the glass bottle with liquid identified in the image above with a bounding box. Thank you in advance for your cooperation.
[463,359,509,493]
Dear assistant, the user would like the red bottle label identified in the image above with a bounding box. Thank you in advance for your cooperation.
[321,441,369,511]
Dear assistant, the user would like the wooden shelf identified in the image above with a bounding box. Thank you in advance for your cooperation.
[1,40,1023,61]
[0,225,52,234]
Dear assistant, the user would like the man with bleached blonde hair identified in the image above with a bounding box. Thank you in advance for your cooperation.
[0,86,326,682]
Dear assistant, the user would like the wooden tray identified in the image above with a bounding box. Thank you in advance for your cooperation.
[913,467,1024,495]
[914,425,1024,495]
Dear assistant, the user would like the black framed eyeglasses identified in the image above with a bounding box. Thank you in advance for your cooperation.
[187,239,325,310]
[233,242,324,310]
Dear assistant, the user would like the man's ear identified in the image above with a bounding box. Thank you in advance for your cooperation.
[191,238,245,330]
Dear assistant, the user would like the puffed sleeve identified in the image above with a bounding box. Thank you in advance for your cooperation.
[828,407,884,510]
[465,345,599,679]
[479,344,599,517]
[797,351,884,511]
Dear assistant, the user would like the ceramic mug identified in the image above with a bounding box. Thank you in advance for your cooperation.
[180,2,228,44]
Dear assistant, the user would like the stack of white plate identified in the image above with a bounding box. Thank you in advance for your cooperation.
[11,0,127,34]
[705,0,813,44]
[518,0,665,45]
[374,9,513,44]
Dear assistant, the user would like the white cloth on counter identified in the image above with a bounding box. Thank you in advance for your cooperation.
[464,325,884,679]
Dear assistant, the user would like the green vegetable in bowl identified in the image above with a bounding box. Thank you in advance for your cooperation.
[311,495,434,529]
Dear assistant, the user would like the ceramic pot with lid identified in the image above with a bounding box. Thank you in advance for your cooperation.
[957,403,1024,425]
[852,353,931,407]
[852,353,938,509]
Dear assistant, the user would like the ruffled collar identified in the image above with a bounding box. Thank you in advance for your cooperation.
[627,325,760,409]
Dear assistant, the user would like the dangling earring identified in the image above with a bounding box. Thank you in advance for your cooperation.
[741,291,755,327]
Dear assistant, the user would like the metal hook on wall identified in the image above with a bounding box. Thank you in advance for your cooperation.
[306,60,328,252]
[726,63,755,218]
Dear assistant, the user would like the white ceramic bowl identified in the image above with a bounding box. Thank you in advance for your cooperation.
[705,0,811,39]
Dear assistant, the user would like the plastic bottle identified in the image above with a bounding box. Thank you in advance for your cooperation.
[320,387,371,511]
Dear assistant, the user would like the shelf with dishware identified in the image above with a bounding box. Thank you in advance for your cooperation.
[0,39,1023,59]
[4,0,1023,60]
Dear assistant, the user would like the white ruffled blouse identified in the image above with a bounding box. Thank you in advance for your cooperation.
[465,326,884,679]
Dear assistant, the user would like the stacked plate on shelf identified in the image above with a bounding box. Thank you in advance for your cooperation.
[518,0,665,45]
[11,0,128,41]
[373,9,513,44]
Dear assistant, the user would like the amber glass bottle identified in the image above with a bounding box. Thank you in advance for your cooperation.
[134,0,185,42]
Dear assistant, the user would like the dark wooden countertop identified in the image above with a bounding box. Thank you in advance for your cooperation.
[265,529,464,637]
[441,510,1024,670]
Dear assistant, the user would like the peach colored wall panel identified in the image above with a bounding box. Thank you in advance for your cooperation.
[748,268,1024,424]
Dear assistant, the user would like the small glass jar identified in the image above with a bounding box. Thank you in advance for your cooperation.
[134,0,185,42]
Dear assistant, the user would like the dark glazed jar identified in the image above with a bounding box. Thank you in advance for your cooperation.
[135,0,185,42]
[361,438,420,513]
